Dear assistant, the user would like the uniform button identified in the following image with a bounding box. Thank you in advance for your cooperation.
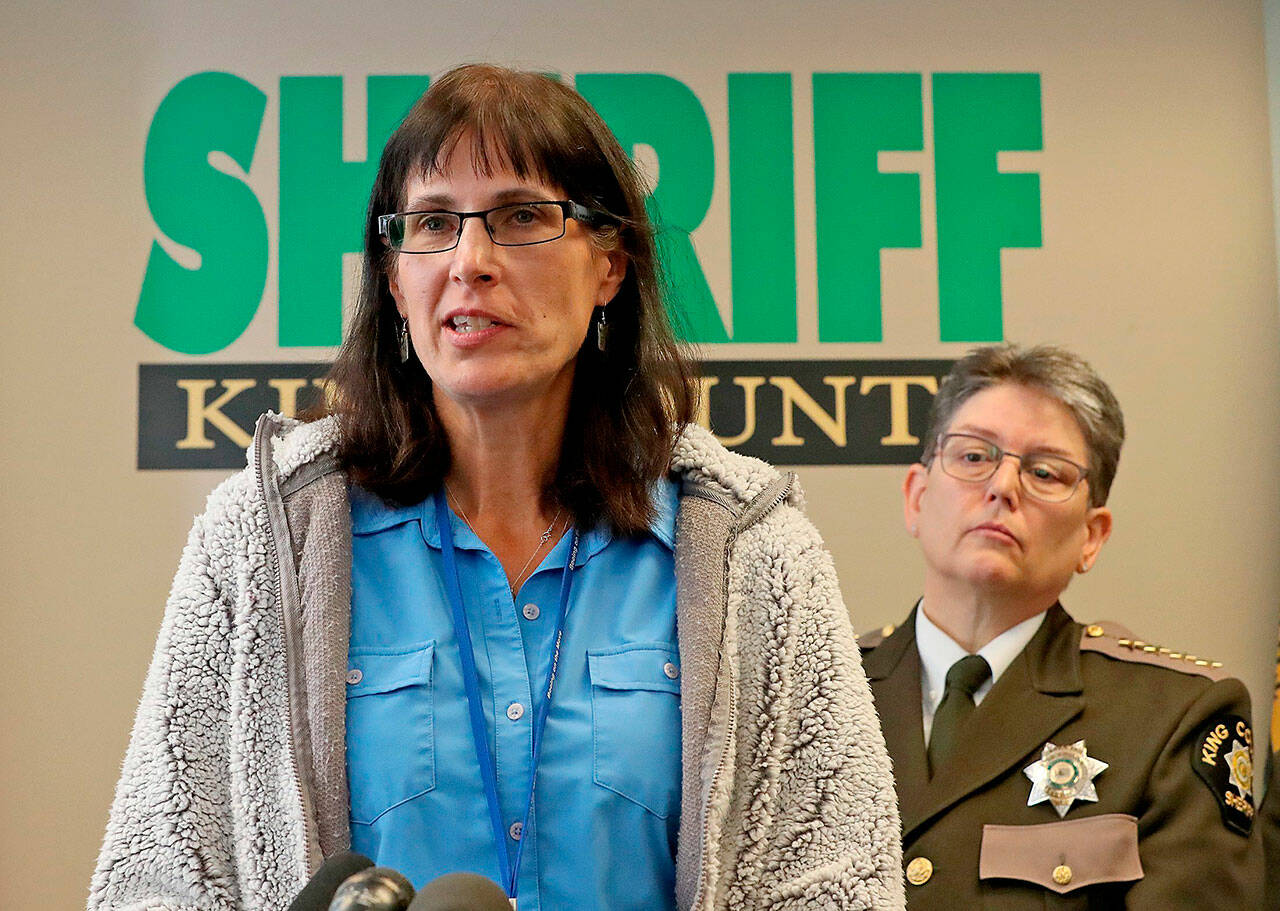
[346,668,363,685]
[522,603,541,620]
[906,856,932,886]
[506,702,525,721]
[1085,624,1104,637]
[1052,864,1072,886]
[509,821,523,840]
[663,662,680,680]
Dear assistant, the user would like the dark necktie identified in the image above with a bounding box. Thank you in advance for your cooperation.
[927,654,992,776]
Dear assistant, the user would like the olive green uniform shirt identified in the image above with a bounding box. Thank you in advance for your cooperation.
[862,604,1261,909]
[1260,753,1280,908]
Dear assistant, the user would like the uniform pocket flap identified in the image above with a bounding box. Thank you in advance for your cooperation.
[588,644,681,694]
[346,641,435,697]
[979,813,1143,894]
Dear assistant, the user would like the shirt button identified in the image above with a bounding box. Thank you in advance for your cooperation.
[663,662,680,680]
[506,702,525,721]
[346,668,363,685]
[509,821,523,840]
[906,856,933,886]
[522,603,541,621]
[1053,864,1072,886]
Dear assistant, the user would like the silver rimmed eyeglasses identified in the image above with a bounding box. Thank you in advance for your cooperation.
[934,433,1090,504]
[378,200,610,253]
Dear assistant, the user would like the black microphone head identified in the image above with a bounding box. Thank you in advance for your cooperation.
[287,852,375,911]
[329,865,416,911]
[407,872,511,911]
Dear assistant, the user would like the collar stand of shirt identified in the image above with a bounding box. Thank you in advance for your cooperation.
[350,477,680,563]
[915,602,1047,744]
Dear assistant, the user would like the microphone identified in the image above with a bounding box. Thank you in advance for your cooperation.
[406,872,511,911]
[286,852,374,911]
[328,866,416,911]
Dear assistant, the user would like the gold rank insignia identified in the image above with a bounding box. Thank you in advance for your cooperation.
[1023,740,1109,817]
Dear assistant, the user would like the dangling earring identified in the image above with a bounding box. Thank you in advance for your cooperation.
[398,317,411,363]
[595,307,608,353]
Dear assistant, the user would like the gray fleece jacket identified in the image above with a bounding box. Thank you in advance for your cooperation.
[89,416,904,910]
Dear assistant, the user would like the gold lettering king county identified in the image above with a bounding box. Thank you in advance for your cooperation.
[1201,724,1231,765]
[1235,720,1252,747]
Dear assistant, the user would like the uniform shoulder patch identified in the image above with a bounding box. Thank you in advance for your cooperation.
[1191,714,1255,835]
[856,623,896,650]
[1078,621,1230,680]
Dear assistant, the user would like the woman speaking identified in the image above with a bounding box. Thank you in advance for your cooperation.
[89,65,902,911]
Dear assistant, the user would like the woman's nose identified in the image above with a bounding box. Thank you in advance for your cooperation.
[450,216,497,284]
[985,455,1022,505]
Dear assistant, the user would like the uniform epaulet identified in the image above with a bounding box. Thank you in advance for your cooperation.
[1079,620,1230,681]
[856,623,897,650]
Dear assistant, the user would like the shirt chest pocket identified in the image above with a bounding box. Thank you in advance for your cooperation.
[978,813,1143,910]
[345,641,437,825]
[587,644,683,819]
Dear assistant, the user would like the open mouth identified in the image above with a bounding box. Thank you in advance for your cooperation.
[447,314,505,333]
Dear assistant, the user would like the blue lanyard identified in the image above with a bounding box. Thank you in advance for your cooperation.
[433,490,579,903]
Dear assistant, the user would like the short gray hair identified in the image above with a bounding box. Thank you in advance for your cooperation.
[921,344,1125,507]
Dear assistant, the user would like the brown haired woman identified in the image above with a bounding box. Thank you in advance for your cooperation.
[89,65,903,911]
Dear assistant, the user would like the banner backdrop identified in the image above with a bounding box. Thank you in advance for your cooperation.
[3,2,1278,906]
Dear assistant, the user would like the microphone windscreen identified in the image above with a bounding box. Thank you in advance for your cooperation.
[287,852,375,911]
[329,866,416,911]
[407,872,511,911]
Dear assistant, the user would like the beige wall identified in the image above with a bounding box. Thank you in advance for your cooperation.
[3,1,1277,907]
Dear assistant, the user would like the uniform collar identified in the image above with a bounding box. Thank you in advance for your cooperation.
[884,603,1087,841]
[1026,603,1085,695]
[915,602,1046,707]
[863,601,1082,694]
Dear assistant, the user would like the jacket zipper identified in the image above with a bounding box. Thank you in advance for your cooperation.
[254,417,321,881]
[690,473,795,911]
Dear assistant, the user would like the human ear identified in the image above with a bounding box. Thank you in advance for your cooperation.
[595,249,627,307]
[903,463,928,537]
[1076,506,1113,573]
[387,267,407,320]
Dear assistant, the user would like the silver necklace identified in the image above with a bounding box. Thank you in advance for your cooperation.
[444,484,565,593]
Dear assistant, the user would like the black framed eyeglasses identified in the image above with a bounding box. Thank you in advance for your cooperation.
[933,433,1090,504]
[377,200,610,253]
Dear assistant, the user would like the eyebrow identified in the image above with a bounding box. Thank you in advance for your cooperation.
[404,187,560,211]
[950,424,1080,459]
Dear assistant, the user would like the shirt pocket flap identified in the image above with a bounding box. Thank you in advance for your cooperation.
[587,645,680,694]
[347,641,435,698]
[979,813,1143,894]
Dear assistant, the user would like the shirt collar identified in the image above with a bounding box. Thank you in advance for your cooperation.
[571,476,679,566]
[977,610,1046,684]
[350,484,420,535]
[409,477,680,561]
[647,476,679,551]
[915,601,1046,704]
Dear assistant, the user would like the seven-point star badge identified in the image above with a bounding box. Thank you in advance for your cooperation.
[1024,740,1109,817]
[1225,739,1253,800]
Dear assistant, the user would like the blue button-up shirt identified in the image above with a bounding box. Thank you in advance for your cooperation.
[347,480,681,911]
